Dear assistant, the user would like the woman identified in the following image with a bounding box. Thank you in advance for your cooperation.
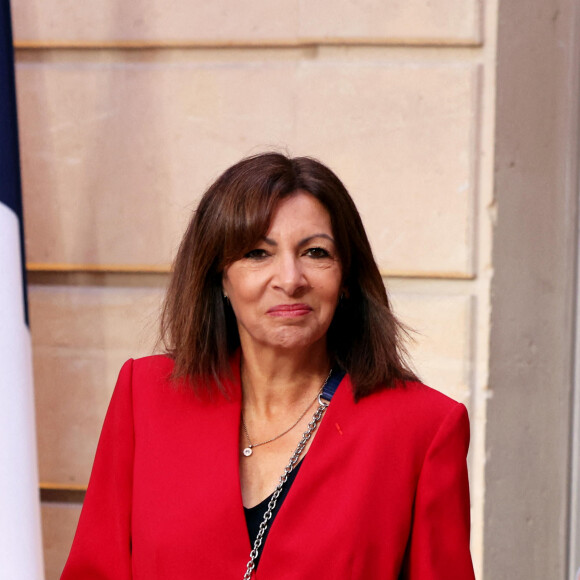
[61,153,475,579]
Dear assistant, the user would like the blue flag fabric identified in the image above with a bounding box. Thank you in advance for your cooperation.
[0,0,27,323]
[0,1,45,577]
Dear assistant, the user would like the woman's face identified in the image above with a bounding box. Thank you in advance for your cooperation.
[222,191,343,355]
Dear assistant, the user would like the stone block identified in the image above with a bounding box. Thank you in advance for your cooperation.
[17,52,478,276]
[295,61,479,275]
[30,285,164,484]
[390,291,473,405]
[41,503,81,580]
[300,0,481,44]
[12,0,481,44]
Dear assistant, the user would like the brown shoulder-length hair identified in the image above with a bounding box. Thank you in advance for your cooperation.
[160,152,417,398]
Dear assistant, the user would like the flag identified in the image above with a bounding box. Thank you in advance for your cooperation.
[0,1,45,577]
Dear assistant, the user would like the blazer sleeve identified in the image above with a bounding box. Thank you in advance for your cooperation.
[402,403,476,580]
[60,359,135,580]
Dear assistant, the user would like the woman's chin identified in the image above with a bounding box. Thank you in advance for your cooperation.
[257,328,327,353]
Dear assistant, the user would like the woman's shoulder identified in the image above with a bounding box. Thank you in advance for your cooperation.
[114,354,174,383]
[391,379,464,413]
[340,376,469,442]
[334,377,471,463]
[112,355,177,397]
[353,376,465,413]
[131,353,175,376]
[121,354,240,403]
[384,379,466,424]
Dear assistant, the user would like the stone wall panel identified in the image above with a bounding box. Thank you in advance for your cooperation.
[390,291,473,404]
[17,53,478,275]
[30,285,163,484]
[41,503,81,580]
[12,0,481,44]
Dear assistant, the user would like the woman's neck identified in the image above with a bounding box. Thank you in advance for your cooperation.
[240,342,331,418]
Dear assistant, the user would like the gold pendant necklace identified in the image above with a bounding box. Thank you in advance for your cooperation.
[240,370,331,457]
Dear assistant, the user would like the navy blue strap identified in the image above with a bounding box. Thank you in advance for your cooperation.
[320,368,346,403]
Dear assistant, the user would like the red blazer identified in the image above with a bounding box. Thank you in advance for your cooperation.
[61,354,475,579]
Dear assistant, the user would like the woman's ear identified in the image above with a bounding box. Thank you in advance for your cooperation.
[221,271,229,300]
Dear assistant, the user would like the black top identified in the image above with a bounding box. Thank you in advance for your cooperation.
[243,460,303,568]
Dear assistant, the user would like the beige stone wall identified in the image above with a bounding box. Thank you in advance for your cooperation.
[13,1,496,578]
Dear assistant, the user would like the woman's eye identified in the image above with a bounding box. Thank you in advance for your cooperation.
[244,249,269,259]
[305,247,331,258]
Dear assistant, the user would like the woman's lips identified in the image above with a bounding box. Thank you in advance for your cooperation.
[267,304,313,317]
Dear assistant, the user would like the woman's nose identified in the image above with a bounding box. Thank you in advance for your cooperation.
[273,255,307,295]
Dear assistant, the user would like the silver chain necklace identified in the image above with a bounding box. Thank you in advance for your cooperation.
[242,393,330,580]
[240,377,327,457]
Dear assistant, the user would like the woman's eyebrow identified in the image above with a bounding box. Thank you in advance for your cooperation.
[262,233,335,246]
[299,233,335,246]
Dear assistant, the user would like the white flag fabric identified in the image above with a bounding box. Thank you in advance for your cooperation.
[0,1,45,577]
[0,207,44,579]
